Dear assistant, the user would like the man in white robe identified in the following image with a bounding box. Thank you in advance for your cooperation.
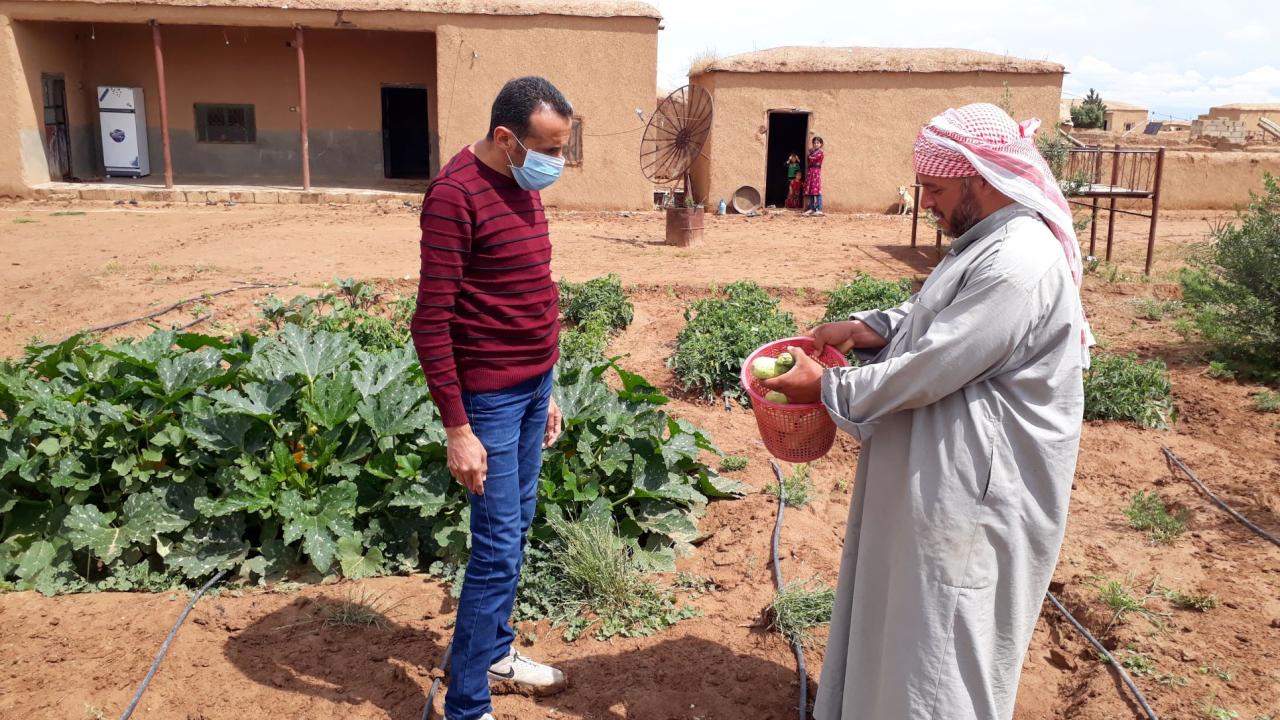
[764,103,1092,720]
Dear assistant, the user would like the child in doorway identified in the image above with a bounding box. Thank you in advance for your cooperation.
[803,137,825,216]
[785,153,804,209]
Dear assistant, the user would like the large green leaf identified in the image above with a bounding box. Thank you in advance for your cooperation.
[352,348,417,400]
[207,380,293,420]
[62,505,132,563]
[277,482,358,573]
[336,533,385,580]
[166,518,250,578]
[301,370,359,429]
[153,348,224,402]
[272,325,356,383]
[357,383,434,439]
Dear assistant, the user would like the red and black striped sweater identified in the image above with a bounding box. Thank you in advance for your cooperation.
[411,147,559,428]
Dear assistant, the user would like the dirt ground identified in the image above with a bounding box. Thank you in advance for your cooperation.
[0,199,1277,720]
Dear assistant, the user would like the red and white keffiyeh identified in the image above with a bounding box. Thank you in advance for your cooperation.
[913,103,1095,354]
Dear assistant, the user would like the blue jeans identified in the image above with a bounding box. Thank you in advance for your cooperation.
[444,370,552,720]
[807,194,823,212]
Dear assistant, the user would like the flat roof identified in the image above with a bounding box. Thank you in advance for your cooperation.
[6,0,662,20]
[694,46,1064,76]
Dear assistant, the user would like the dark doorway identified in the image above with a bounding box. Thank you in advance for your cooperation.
[382,86,430,179]
[765,111,809,208]
[41,73,72,180]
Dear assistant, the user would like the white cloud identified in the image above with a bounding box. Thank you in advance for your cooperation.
[1226,23,1269,42]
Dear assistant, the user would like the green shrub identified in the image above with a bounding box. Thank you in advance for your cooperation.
[1084,353,1175,428]
[1124,491,1190,544]
[558,310,611,363]
[822,273,912,323]
[0,328,739,595]
[668,282,797,402]
[1180,174,1280,381]
[556,275,634,363]
[559,274,634,331]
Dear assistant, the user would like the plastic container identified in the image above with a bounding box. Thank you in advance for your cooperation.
[741,337,849,463]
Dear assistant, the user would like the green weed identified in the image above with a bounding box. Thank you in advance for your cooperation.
[719,455,749,472]
[1252,391,1280,413]
[1124,491,1190,544]
[1094,575,1165,634]
[540,512,698,641]
[320,587,405,630]
[1207,361,1237,380]
[1084,353,1176,428]
[1164,588,1219,612]
[1134,298,1179,321]
[769,577,835,646]
[768,463,812,508]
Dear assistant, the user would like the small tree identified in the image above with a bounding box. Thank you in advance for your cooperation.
[1071,89,1107,130]
[1182,173,1280,381]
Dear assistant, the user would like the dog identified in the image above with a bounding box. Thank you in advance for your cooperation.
[897,186,915,216]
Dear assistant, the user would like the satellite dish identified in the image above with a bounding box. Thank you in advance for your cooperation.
[640,84,714,203]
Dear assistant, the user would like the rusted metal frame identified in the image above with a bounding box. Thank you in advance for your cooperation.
[1105,144,1121,260]
[1145,147,1166,276]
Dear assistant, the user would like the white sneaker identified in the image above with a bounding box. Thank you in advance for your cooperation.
[802,209,814,216]
[488,649,567,694]
[814,210,825,216]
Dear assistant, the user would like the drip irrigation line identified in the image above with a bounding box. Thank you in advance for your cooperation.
[118,570,227,720]
[175,313,213,332]
[1045,591,1159,720]
[420,641,454,720]
[1162,447,1280,548]
[769,460,809,720]
[71,282,290,341]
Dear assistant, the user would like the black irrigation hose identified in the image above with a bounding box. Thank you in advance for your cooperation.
[1045,592,1159,720]
[1162,447,1280,548]
[770,460,809,720]
[420,641,453,720]
[69,282,290,341]
[118,570,227,720]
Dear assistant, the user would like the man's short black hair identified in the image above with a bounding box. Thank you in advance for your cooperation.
[486,76,573,140]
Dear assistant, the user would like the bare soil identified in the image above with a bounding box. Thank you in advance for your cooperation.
[0,199,1277,720]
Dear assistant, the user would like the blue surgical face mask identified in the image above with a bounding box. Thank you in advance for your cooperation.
[506,135,565,191]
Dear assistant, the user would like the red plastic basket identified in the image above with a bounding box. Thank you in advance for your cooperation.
[741,337,848,463]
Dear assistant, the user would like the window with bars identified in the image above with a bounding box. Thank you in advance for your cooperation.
[564,116,583,167]
[195,103,256,143]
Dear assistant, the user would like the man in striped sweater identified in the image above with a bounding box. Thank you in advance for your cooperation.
[411,76,572,720]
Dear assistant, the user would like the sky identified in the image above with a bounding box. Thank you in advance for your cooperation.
[648,0,1280,122]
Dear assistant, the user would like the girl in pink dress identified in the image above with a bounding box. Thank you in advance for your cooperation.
[803,136,825,216]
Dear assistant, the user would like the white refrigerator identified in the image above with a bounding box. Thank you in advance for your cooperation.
[97,86,151,177]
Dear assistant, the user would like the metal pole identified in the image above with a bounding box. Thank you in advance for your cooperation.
[150,21,174,189]
[295,26,311,192]
[1105,144,1120,261]
[910,184,921,247]
[1145,147,1166,276]
[1088,150,1102,257]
